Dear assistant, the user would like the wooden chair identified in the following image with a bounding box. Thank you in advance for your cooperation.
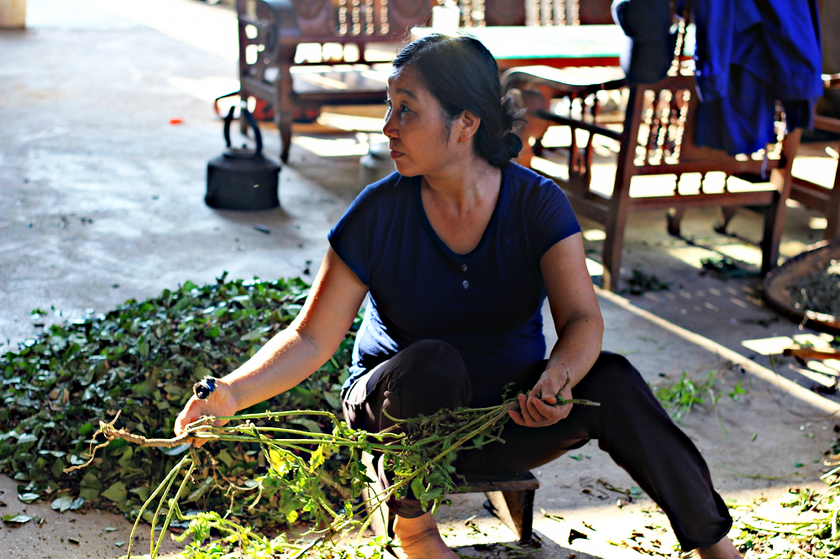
[515,6,804,292]
[791,73,840,241]
[234,0,434,163]
[531,74,801,292]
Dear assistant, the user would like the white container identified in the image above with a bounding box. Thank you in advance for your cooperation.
[0,0,25,29]
[432,1,460,35]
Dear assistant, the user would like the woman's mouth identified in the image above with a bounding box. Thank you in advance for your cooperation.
[389,146,403,159]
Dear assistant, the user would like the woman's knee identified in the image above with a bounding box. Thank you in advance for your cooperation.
[391,340,470,390]
[581,352,649,404]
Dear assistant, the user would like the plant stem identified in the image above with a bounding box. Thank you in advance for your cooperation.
[125,453,191,559]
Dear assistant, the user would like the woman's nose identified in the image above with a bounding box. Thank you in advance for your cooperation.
[382,110,398,138]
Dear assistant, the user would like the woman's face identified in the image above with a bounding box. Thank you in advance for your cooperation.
[382,66,464,177]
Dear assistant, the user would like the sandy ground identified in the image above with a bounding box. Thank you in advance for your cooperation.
[2,0,840,558]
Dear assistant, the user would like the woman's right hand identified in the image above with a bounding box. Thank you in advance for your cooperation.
[174,379,239,447]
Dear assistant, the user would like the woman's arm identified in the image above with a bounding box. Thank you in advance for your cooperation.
[174,248,369,437]
[509,232,604,427]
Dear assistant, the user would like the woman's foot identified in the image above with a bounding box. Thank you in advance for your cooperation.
[392,512,459,559]
[696,536,742,559]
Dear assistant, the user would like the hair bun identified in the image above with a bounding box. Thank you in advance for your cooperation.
[503,132,523,159]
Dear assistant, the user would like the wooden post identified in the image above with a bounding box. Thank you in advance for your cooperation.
[0,0,25,28]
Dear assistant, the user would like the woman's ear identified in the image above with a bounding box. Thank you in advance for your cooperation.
[456,110,481,143]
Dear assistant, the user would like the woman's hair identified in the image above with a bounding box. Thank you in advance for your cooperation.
[392,34,524,168]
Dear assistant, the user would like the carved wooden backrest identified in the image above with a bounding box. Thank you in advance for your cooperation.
[291,0,432,39]
[472,0,613,27]
[624,76,786,179]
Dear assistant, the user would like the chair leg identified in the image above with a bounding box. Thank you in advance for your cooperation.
[275,58,295,164]
[714,207,738,234]
[760,176,789,275]
[238,93,250,135]
[484,489,534,543]
[666,207,685,236]
[602,199,630,292]
[515,88,551,168]
[826,158,840,240]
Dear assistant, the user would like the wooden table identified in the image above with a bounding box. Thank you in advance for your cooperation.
[411,25,626,70]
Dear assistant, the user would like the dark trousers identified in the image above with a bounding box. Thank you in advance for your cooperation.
[342,340,733,551]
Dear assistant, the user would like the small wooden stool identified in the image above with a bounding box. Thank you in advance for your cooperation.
[361,453,539,544]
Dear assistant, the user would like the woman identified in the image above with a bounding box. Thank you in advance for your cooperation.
[175,35,740,559]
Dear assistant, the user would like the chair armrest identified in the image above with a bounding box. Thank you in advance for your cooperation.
[502,65,626,95]
[824,73,840,90]
[535,109,623,141]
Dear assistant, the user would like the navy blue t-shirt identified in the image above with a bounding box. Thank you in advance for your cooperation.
[328,162,581,406]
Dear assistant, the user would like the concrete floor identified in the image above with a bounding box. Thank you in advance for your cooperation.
[2,1,840,558]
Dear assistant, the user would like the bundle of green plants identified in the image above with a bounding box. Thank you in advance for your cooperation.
[0,274,358,526]
[74,394,599,558]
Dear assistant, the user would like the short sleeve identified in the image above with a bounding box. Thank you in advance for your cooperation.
[530,177,581,257]
[328,185,377,286]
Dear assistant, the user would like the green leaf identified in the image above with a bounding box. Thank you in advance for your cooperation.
[16,433,37,444]
[267,449,292,475]
[78,471,102,501]
[410,477,425,501]
[51,495,74,512]
[102,481,127,504]
[130,487,151,502]
[2,514,32,524]
[217,449,234,468]
[288,418,323,433]
[309,446,325,474]
[161,443,190,456]
[51,457,66,478]
[38,450,67,458]
[18,493,40,504]
[241,327,271,341]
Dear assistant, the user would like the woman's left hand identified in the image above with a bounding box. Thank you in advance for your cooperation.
[509,369,573,428]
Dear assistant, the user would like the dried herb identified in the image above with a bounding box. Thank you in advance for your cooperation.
[788,259,840,317]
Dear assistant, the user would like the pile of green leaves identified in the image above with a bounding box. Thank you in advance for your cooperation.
[651,371,720,423]
[0,274,358,526]
[621,268,671,296]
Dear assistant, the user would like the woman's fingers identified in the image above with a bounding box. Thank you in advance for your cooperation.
[509,392,564,427]
[174,398,223,447]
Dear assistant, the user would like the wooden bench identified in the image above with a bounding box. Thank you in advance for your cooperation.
[233,0,615,163]
[361,452,539,545]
